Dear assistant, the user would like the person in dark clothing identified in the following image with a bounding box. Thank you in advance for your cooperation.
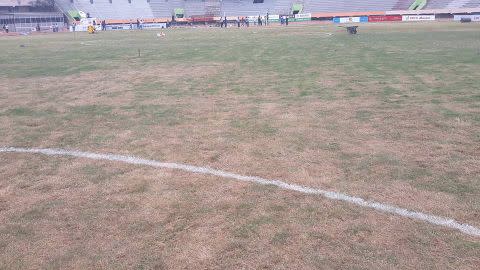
[286,16,289,26]
[36,23,40,32]
[266,12,269,26]
[136,19,140,29]
[258,15,262,26]
[237,17,240,28]
[223,16,227,28]
[101,20,106,31]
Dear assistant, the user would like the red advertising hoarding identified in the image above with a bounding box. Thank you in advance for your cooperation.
[188,16,216,23]
[368,15,402,22]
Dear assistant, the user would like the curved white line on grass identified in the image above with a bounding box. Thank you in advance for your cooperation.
[1,146,479,238]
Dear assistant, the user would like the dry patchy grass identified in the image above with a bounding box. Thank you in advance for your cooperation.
[0,22,479,268]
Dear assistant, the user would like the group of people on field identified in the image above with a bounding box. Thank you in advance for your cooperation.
[220,17,251,28]
[220,14,290,28]
[280,15,289,25]
[128,19,144,30]
[91,20,108,30]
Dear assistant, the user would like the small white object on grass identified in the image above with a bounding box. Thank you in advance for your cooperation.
[156,32,166,38]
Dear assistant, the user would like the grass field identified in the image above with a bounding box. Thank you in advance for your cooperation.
[0,22,479,269]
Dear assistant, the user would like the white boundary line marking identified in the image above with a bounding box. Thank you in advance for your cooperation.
[1,146,479,238]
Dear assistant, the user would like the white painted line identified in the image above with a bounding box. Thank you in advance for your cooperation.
[1,146,479,238]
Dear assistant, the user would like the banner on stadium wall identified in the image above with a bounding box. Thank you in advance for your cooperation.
[69,25,101,32]
[107,24,131,30]
[268,15,280,22]
[333,16,368,23]
[402,15,435,21]
[71,23,167,32]
[141,23,167,29]
[245,15,280,23]
[368,15,402,22]
[453,14,480,21]
[269,15,280,22]
[294,13,312,21]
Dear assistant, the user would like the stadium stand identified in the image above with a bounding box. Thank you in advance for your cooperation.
[447,0,471,8]
[393,0,415,10]
[0,0,65,32]
[303,0,344,13]
[462,0,480,7]
[56,0,154,20]
[343,0,398,12]
[304,0,399,13]
[205,0,221,16]
[149,0,184,18]
[50,0,480,21]
[221,0,276,16]
[424,0,454,9]
[0,11,65,32]
[4,0,480,24]
[184,0,206,17]
[421,0,480,9]
[274,0,295,14]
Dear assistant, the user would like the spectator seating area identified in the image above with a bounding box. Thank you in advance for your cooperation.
[52,0,480,20]
[425,0,480,9]
[56,0,154,19]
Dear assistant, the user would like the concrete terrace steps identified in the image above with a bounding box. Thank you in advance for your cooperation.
[447,0,471,8]
[149,0,185,18]
[463,0,480,8]
[205,0,221,16]
[304,0,398,13]
[424,0,454,9]
[184,0,206,16]
[221,0,276,16]
[55,0,480,21]
[56,0,154,19]
[274,0,293,14]
[393,0,414,10]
